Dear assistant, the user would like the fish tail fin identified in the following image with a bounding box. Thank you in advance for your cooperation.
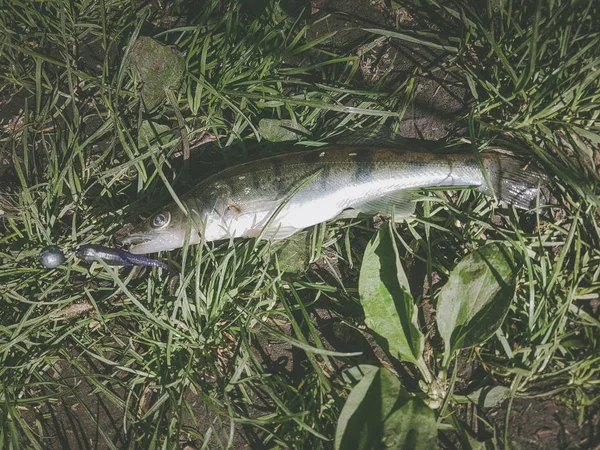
[480,153,549,209]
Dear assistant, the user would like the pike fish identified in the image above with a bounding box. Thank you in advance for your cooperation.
[122,146,546,254]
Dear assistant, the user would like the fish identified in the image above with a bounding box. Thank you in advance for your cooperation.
[121,146,547,254]
[76,244,177,275]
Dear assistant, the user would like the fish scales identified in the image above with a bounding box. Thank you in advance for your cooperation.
[122,147,546,254]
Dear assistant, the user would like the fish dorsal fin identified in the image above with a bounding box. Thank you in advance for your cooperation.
[352,191,416,220]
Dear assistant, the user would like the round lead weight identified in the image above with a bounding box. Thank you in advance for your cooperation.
[38,245,66,268]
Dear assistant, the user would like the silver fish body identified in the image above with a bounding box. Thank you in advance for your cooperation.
[123,147,545,254]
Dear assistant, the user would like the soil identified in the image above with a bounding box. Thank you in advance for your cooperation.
[503,398,600,450]
[310,0,466,140]
[2,0,598,449]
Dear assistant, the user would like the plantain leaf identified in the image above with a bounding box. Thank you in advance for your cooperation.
[341,364,379,385]
[137,120,172,151]
[358,222,425,369]
[334,366,400,450]
[274,230,311,274]
[381,397,437,450]
[258,118,309,142]
[437,243,517,364]
[466,385,511,409]
[335,366,437,450]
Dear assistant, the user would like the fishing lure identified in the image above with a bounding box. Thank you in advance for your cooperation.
[76,244,177,275]
[38,245,66,268]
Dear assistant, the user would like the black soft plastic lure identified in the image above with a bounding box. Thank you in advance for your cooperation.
[76,244,177,275]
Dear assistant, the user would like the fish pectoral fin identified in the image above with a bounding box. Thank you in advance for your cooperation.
[333,209,363,220]
[247,224,301,241]
[353,191,416,221]
[268,225,301,240]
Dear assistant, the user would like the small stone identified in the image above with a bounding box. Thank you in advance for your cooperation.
[38,245,66,268]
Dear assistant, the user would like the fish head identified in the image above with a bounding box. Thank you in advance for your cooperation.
[121,204,200,254]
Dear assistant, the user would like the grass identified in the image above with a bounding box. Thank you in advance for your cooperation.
[1,0,599,448]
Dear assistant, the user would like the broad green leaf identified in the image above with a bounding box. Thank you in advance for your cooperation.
[341,364,379,385]
[381,397,437,450]
[334,367,379,450]
[437,243,517,363]
[274,230,311,274]
[137,121,172,151]
[335,366,437,450]
[258,118,309,142]
[358,222,425,369]
[130,37,185,111]
[334,367,402,450]
[466,385,511,409]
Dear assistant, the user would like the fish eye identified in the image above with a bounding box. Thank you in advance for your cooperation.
[151,212,171,228]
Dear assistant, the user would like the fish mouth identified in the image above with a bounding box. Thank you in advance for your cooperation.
[119,232,182,255]
[120,233,153,249]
